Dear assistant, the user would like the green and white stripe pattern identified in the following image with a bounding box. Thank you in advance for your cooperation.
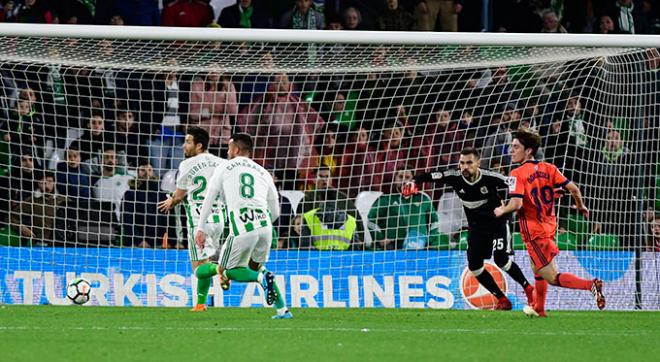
[228,207,270,236]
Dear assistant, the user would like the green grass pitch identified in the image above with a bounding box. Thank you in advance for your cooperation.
[1,306,658,362]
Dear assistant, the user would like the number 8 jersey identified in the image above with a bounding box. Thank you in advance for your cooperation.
[201,156,280,236]
[508,160,570,242]
[176,153,227,227]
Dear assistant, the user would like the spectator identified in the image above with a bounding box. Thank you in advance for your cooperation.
[92,147,134,220]
[540,9,568,33]
[122,161,168,248]
[647,213,660,252]
[591,129,637,245]
[480,105,517,168]
[110,109,148,169]
[325,11,342,30]
[70,113,108,166]
[377,0,415,31]
[320,91,357,130]
[161,0,214,27]
[0,151,37,227]
[58,0,95,24]
[337,127,377,197]
[145,66,186,176]
[56,146,92,200]
[279,0,323,29]
[606,0,650,34]
[112,0,160,26]
[109,14,125,25]
[298,165,364,250]
[3,96,46,168]
[423,108,469,169]
[374,121,428,193]
[428,0,460,31]
[562,95,590,182]
[268,171,294,249]
[217,0,272,28]
[287,215,304,249]
[10,171,67,246]
[299,123,342,189]
[342,6,365,30]
[596,14,618,34]
[367,166,441,250]
[2,1,19,22]
[14,0,56,23]
[188,72,238,158]
[237,72,324,188]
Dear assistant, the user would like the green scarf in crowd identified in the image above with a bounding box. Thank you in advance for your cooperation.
[239,6,253,28]
[292,8,317,29]
[602,145,625,163]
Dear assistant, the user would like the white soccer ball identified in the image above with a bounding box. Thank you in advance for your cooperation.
[67,278,92,305]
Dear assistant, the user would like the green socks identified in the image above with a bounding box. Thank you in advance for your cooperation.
[273,280,285,309]
[195,263,218,278]
[194,263,219,305]
[207,264,286,309]
[225,267,260,282]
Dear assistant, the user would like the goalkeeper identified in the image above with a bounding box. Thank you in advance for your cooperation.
[402,148,534,310]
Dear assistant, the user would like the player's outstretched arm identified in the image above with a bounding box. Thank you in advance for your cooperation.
[564,181,589,218]
[402,171,447,197]
[413,171,446,185]
[157,188,186,213]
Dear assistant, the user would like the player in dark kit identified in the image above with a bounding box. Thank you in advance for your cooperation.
[402,148,534,310]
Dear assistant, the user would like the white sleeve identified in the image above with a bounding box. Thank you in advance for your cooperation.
[266,177,280,222]
[197,167,224,234]
[175,162,187,190]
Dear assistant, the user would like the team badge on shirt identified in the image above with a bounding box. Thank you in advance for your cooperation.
[480,186,488,194]
[506,177,517,192]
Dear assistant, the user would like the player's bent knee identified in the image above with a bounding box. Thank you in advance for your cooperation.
[470,266,485,276]
[495,256,512,271]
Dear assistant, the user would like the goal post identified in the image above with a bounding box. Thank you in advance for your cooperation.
[0,24,658,310]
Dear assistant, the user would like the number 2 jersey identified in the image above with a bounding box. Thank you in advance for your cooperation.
[200,156,280,236]
[176,152,227,227]
[508,160,570,241]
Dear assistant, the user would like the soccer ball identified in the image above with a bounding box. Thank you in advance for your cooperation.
[67,278,92,305]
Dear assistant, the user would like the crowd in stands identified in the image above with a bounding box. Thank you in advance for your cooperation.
[0,0,659,34]
[0,0,658,251]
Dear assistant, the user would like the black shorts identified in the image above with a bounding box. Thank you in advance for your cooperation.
[466,222,513,262]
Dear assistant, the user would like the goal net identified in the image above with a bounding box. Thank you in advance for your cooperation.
[0,24,658,310]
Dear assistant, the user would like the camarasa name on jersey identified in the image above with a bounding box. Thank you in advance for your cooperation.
[224,157,267,176]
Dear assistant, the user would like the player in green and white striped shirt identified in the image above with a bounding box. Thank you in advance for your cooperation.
[157,127,228,312]
[195,133,291,319]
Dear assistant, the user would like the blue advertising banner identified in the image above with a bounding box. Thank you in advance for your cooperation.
[0,247,656,310]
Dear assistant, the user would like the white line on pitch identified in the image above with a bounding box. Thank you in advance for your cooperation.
[0,325,650,337]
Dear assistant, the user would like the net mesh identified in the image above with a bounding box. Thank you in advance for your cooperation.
[0,33,658,310]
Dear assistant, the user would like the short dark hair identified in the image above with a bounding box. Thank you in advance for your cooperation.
[514,128,542,155]
[187,127,209,151]
[231,133,253,154]
[36,170,55,181]
[460,147,480,158]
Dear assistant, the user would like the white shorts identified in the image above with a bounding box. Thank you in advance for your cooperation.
[219,227,272,270]
[188,223,224,262]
